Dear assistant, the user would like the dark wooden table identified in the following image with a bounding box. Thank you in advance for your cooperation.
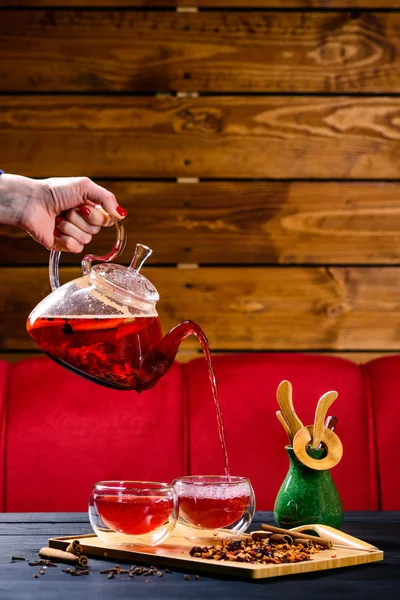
[0,512,399,599]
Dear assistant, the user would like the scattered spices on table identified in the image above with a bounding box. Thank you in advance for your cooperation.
[189,532,327,565]
[12,552,200,582]
[100,565,173,580]
[100,568,116,574]
[63,567,90,577]
[28,560,58,567]
[10,556,25,562]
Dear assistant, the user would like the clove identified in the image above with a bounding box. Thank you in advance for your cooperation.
[10,556,25,562]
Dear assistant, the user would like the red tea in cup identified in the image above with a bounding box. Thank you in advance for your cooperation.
[89,481,178,546]
[178,491,251,529]
[174,476,255,532]
[95,494,174,535]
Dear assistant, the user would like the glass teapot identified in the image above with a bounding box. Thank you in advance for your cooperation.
[26,211,196,392]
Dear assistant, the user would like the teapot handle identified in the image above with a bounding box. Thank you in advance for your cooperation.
[49,207,127,291]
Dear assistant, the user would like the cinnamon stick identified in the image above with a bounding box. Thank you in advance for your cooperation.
[261,524,332,548]
[38,548,88,567]
[251,531,272,541]
[66,540,82,555]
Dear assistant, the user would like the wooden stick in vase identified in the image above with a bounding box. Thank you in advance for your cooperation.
[276,410,293,444]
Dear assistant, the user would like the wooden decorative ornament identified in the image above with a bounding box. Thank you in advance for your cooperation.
[293,425,343,470]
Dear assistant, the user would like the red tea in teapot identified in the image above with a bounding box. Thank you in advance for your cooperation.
[94,494,174,535]
[26,315,163,391]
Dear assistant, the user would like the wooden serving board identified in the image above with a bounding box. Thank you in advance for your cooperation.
[49,524,383,580]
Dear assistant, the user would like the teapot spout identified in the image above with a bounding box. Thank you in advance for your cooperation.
[140,320,198,390]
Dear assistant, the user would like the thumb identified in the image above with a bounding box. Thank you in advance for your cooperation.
[81,178,128,221]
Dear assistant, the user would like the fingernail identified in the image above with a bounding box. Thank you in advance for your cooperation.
[116,206,128,217]
[54,229,62,238]
[55,216,62,226]
[79,206,91,217]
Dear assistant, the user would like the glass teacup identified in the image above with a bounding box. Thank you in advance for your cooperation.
[89,481,178,547]
[173,475,255,540]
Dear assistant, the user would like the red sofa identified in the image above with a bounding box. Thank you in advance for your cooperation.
[0,354,398,512]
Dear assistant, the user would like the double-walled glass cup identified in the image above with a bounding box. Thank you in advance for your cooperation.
[89,481,178,547]
[173,475,255,540]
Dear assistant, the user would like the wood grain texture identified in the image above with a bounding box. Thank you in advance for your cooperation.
[4,96,400,179]
[3,10,400,92]
[3,265,400,351]
[4,1,400,7]
[3,182,400,266]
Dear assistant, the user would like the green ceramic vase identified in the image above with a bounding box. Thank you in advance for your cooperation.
[274,446,343,529]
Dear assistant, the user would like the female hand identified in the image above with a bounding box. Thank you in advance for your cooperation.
[0,173,128,252]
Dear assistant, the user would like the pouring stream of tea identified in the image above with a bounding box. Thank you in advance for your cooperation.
[190,323,231,479]
[141,319,231,478]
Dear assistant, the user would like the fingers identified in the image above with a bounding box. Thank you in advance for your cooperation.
[55,217,93,247]
[63,207,104,233]
[53,229,85,254]
[54,212,94,253]
[79,178,128,221]
[53,200,118,253]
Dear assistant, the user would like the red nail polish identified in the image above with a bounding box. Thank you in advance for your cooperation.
[79,206,91,217]
[116,206,128,217]
[54,229,62,238]
[55,216,62,226]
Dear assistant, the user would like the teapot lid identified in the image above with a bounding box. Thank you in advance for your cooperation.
[90,244,159,305]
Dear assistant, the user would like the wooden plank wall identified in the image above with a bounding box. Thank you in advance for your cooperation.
[1,1,400,364]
